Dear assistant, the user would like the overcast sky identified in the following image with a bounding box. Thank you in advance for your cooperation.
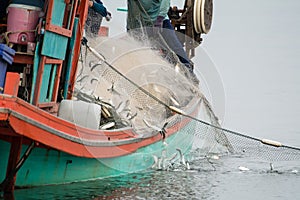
[102,0,300,142]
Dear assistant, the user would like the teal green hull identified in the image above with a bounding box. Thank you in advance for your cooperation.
[0,121,195,187]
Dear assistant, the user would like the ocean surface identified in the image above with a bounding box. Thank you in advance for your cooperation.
[5,0,300,199]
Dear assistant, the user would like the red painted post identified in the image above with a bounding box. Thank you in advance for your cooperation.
[4,72,20,96]
[67,0,89,99]
[4,136,23,193]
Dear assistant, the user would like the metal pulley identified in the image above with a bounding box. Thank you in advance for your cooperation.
[193,0,213,34]
[168,0,214,58]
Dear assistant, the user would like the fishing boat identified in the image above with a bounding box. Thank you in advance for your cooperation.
[0,0,213,193]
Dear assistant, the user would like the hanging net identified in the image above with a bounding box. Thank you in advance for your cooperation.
[76,30,197,134]
[74,30,300,163]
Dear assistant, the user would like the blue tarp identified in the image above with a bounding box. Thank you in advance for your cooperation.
[0,44,15,65]
[0,44,15,92]
[0,60,7,92]
[0,44,16,56]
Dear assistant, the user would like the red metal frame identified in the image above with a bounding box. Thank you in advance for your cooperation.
[32,0,88,103]
[32,0,87,107]
[45,0,79,37]
[4,137,23,193]
[66,0,79,33]
[68,0,89,99]
[4,72,20,96]
[12,54,34,65]
[47,24,72,37]
[32,56,46,105]
[33,56,63,108]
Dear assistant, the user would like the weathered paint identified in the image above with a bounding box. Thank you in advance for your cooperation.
[0,95,200,158]
[41,31,68,60]
[63,18,79,98]
[0,121,195,187]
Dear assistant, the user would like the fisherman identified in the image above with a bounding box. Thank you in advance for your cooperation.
[127,0,196,77]
[85,0,112,37]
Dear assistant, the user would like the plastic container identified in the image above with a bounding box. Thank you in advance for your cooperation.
[58,100,101,130]
[7,4,41,44]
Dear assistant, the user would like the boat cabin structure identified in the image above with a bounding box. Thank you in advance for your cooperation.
[0,0,213,194]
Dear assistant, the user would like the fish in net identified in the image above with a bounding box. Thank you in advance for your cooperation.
[75,32,300,164]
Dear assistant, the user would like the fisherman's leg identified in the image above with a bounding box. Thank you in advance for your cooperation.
[161,19,194,72]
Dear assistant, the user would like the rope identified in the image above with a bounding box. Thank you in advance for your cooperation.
[84,43,300,153]
[86,45,171,109]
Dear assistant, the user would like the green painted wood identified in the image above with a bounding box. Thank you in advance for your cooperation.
[0,121,195,187]
[0,140,10,182]
[63,18,79,98]
[40,0,67,59]
[47,64,57,102]
[30,42,41,104]
[33,0,67,103]
[117,8,128,12]
[39,64,52,102]
[51,0,66,26]
[41,31,68,60]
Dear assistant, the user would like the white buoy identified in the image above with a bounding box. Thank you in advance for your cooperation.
[291,169,298,174]
[238,166,250,171]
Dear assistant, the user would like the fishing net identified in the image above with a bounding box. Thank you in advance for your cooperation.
[192,101,300,161]
[76,30,197,133]
[75,30,300,163]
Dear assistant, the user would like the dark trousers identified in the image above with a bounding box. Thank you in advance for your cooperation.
[161,19,193,72]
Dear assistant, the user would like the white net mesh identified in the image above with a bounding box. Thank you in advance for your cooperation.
[76,33,199,135]
[75,32,300,162]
